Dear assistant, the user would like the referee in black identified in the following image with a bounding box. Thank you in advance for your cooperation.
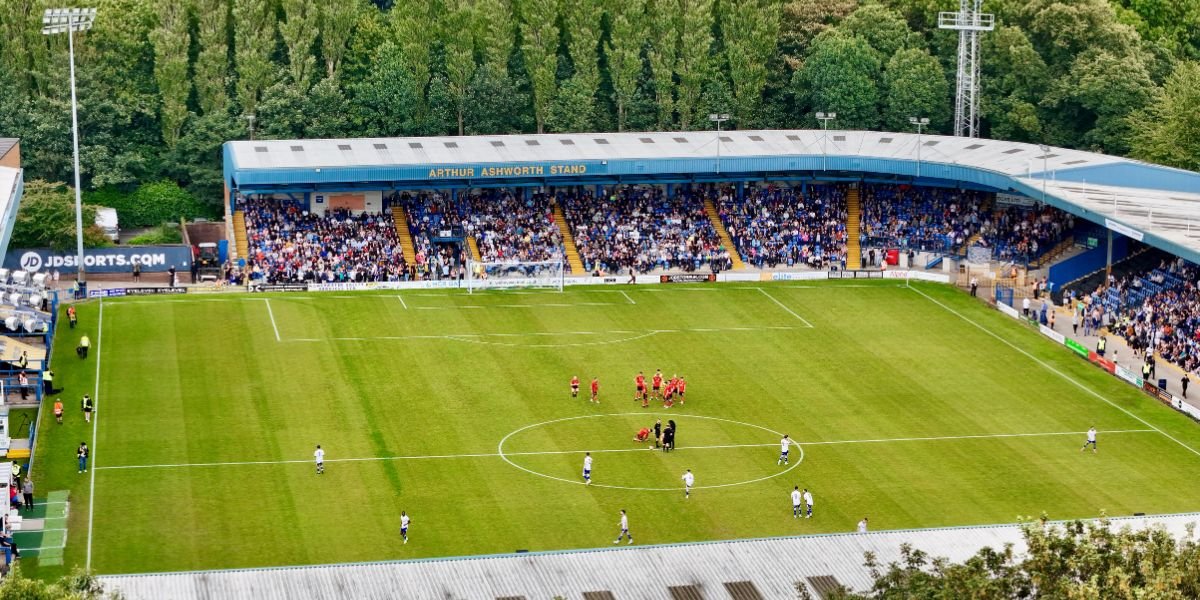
[653,419,662,449]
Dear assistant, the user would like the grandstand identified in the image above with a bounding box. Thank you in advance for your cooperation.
[18,130,1200,597]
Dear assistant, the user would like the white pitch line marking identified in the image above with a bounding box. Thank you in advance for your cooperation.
[257,298,281,342]
[92,429,1153,471]
[396,295,408,310]
[620,290,636,305]
[909,285,1200,460]
[757,288,814,327]
[280,325,808,344]
[85,300,104,571]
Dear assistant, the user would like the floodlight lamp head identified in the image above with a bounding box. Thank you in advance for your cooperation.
[1039,144,1050,152]
[815,112,826,119]
[41,8,97,34]
[3,317,16,331]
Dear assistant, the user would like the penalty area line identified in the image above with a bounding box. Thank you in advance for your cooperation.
[92,429,1153,471]
[757,288,814,327]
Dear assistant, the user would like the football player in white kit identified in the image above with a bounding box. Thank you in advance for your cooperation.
[613,509,633,544]
[583,452,593,485]
[791,486,803,518]
[682,469,694,498]
[778,435,792,465]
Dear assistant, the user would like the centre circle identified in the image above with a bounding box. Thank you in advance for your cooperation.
[496,412,804,491]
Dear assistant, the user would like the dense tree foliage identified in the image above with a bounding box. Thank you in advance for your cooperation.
[817,516,1200,599]
[0,0,1196,213]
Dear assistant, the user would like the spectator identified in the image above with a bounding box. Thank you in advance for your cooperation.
[563,186,730,275]
[719,183,846,270]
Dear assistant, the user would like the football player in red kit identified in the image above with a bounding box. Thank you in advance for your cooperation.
[635,372,647,407]
[591,377,600,403]
[570,375,580,398]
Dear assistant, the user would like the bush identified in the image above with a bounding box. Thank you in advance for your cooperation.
[84,181,207,228]
[126,223,183,245]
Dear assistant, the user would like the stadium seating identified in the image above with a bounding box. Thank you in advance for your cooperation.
[560,186,732,275]
[1078,257,1200,375]
[241,199,408,283]
[717,183,847,269]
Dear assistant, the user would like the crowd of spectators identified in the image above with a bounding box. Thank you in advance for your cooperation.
[561,186,732,275]
[241,199,407,284]
[717,183,847,269]
[460,190,565,266]
[859,184,988,253]
[399,191,468,280]
[974,205,1074,263]
[1078,258,1200,375]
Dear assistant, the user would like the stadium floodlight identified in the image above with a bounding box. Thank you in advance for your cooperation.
[11,271,28,285]
[0,269,10,284]
[30,273,49,289]
[3,317,16,331]
[815,112,837,171]
[909,117,930,178]
[6,293,20,307]
[1038,143,1051,202]
[708,113,731,175]
[244,114,256,140]
[43,7,97,288]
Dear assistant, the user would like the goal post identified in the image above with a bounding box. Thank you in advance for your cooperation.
[465,259,565,293]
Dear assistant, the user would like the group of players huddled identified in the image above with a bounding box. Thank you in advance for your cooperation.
[570,369,689,408]
[634,369,686,408]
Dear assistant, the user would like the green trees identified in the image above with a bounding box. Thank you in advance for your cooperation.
[723,0,780,128]
[835,517,1200,598]
[1130,61,1200,171]
[518,0,560,133]
[797,33,881,130]
[881,48,950,133]
[233,0,276,116]
[606,0,645,132]
[11,181,109,251]
[0,0,1196,234]
[149,0,190,147]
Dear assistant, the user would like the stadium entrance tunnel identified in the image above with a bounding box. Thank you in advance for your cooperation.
[497,413,803,491]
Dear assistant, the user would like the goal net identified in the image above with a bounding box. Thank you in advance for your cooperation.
[465,259,565,293]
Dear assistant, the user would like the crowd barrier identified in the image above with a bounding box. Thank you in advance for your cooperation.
[990,295,1194,421]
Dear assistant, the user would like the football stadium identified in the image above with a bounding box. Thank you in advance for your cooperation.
[0,126,1193,598]
[3,0,1200,597]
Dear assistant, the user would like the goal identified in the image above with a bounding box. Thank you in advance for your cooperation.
[465,259,565,293]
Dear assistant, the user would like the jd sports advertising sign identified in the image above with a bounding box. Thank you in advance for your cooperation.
[4,246,193,273]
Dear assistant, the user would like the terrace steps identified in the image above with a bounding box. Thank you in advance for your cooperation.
[466,237,482,262]
[232,211,249,259]
[392,206,417,265]
[846,188,862,268]
[702,199,745,270]
[552,204,585,274]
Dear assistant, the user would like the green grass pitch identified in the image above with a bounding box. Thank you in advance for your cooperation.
[26,280,1200,577]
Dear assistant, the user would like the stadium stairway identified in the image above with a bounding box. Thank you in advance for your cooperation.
[846,187,862,268]
[392,206,417,265]
[552,203,585,274]
[702,199,745,270]
[233,211,248,259]
[466,236,482,262]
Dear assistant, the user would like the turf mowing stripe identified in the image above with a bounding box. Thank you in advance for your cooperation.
[756,288,814,327]
[86,300,103,571]
[91,429,1154,471]
[909,284,1200,460]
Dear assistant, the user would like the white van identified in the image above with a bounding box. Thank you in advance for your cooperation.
[94,207,119,242]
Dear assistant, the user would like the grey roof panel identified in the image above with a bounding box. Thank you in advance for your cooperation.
[102,513,1200,600]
